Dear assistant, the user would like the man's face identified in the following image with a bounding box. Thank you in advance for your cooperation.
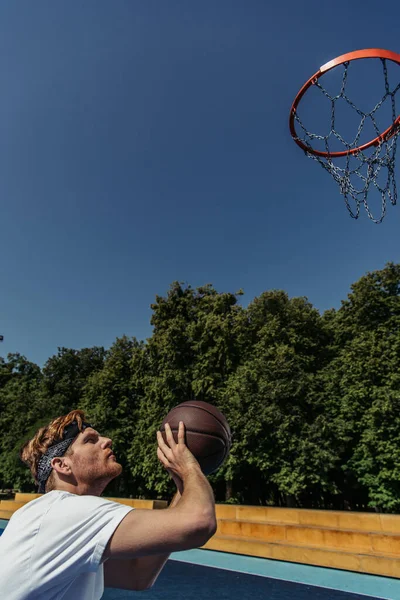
[67,427,122,487]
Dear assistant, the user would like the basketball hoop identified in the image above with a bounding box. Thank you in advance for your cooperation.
[289,49,400,223]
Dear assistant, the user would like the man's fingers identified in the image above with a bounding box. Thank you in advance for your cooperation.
[157,430,173,458]
[164,422,177,447]
[177,421,186,444]
[157,446,171,468]
[157,422,189,477]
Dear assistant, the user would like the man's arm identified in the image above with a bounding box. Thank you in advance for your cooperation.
[103,423,216,562]
[104,491,182,591]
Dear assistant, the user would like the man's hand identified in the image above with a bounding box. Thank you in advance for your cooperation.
[157,421,200,482]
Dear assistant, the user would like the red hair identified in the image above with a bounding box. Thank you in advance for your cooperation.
[20,410,88,493]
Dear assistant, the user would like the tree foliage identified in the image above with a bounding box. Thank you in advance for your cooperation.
[1,265,400,513]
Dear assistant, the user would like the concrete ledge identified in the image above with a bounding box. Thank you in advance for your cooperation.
[215,504,400,534]
[203,535,400,578]
[0,510,14,520]
[105,498,167,510]
[14,494,42,503]
[7,495,168,511]
[0,501,30,512]
[216,518,400,557]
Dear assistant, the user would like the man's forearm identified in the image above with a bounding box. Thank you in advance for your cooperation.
[168,490,182,508]
[175,465,216,525]
[131,491,182,589]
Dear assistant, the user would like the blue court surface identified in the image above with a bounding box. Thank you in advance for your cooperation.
[1,520,400,600]
[104,549,400,600]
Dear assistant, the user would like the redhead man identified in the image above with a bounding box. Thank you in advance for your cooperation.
[0,410,216,599]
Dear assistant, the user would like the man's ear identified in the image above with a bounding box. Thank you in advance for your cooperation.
[51,456,72,476]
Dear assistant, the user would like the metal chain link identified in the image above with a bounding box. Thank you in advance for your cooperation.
[293,58,400,223]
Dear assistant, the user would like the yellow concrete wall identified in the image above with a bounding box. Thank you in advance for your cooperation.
[0,501,29,512]
[105,497,167,510]
[12,493,167,510]
[215,504,400,534]
[0,509,14,520]
[216,518,400,557]
[209,505,400,578]
[14,493,42,503]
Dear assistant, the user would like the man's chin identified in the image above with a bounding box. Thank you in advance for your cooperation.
[109,462,123,477]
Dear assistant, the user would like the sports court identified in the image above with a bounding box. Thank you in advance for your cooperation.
[1,3,400,600]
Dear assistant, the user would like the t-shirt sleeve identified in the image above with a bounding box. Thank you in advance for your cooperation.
[31,494,134,579]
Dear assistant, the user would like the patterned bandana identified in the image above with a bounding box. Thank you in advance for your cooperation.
[36,420,92,493]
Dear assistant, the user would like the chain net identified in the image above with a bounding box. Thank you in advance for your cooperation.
[293,59,400,223]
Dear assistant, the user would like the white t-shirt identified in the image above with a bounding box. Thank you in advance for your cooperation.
[0,490,134,600]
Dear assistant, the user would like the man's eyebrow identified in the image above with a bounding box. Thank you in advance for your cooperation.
[82,430,99,440]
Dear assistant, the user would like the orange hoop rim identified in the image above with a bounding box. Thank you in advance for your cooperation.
[289,48,400,158]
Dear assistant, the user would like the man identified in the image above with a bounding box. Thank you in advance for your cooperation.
[0,409,216,599]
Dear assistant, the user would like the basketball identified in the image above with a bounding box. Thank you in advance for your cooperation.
[160,401,231,475]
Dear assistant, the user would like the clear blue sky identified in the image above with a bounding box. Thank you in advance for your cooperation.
[0,0,399,367]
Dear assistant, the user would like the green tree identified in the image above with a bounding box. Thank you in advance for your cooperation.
[79,336,143,497]
[128,282,248,499]
[0,354,53,491]
[219,291,334,507]
[42,346,106,414]
[322,263,400,511]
